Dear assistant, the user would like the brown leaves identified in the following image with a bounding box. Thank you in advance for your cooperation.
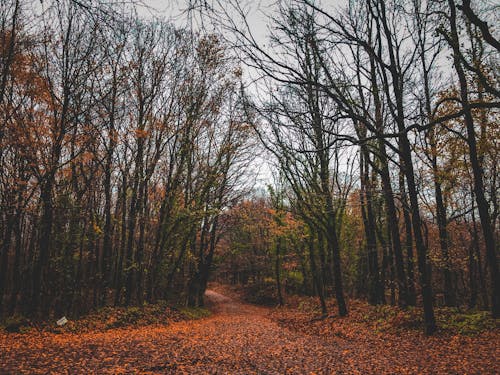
[134,128,150,139]
[270,296,500,375]
[1,290,498,374]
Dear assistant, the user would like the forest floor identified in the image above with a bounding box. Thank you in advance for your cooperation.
[1,286,499,374]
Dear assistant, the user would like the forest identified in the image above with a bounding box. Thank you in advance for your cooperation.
[0,0,498,373]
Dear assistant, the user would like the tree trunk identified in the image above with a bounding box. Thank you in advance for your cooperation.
[0,214,14,314]
[368,46,408,306]
[114,174,128,306]
[400,172,417,306]
[309,229,327,315]
[32,182,54,316]
[376,0,436,333]
[447,0,499,317]
[8,208,22,315]
[359,149,383,305]
[275,237,284,306]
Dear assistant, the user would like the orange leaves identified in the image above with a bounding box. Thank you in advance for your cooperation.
[196,34,225,71]
[270,296,500,375]
[135,128,150,139]
[1,289,499,374]
[268,207,305,243]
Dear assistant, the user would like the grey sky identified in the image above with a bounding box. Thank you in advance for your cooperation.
[137,0,275,188]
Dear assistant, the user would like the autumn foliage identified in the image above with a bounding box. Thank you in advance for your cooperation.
[0,0,499,373]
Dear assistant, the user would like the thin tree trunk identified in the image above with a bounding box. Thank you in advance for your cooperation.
[360,149,383,305]
[114,174,128,306]
[309,229,327,316]
[32,182,54,316]
[376,0,435,333]
[0,214,14,314]
[368,45,407,306]
[275,236,284,306]
[8,208,22,315]
[400,171,417,306]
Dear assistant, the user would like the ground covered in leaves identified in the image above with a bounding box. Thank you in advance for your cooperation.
[1,288,498,374]
[268,296,499,374]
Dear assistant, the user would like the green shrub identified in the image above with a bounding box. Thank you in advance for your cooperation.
[178,307,211,320]
[2,315,31,333]
[437,309,497,335]
[239,280,278,306]
[106,306,144,329]
[285,271,304,293]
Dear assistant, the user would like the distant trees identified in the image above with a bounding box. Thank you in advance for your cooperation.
[216,191,308,306]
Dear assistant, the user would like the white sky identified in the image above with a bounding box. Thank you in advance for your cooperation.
[137,0,276,188]
[136,1,350,190]
[137,0,272,42]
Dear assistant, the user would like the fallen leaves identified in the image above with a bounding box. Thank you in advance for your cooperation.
[1,290,498,374]
[269,297,500,374]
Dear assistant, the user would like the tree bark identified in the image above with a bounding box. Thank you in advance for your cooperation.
[446,0,499,317]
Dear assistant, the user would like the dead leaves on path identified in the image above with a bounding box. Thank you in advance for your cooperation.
[1,294,499,374]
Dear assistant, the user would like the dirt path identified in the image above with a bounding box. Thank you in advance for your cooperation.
[2,291,498,374]
[0,290,343,374]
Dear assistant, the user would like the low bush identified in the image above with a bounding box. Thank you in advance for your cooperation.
[2,315,31,333]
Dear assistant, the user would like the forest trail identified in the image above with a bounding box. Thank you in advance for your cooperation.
[2,289,498,374]
[0,289,342,374]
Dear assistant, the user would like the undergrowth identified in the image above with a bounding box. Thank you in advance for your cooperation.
[272,295,498,336]
[1,301,206,334]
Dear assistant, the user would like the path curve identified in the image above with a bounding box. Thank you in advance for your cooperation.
[166,289,342,374]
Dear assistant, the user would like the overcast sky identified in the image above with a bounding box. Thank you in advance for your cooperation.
[136,0,275,188]
[137,0,271,41]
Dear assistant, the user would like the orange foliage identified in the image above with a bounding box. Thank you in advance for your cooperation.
[1,288,498,374]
